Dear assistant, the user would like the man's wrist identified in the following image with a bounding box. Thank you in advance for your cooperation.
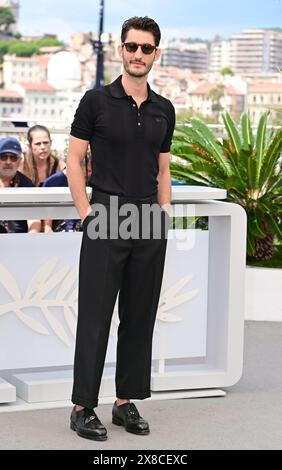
[160,202,172,217]
[81,206,92,222]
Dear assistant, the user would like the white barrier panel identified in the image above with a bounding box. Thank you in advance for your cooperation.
[0,229,208,370]
[0,186,247,404]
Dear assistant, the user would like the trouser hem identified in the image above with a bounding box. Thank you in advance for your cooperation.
[116,390,151,400]
[71,395,98,409]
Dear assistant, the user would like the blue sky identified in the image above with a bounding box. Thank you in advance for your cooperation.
[19,0,282,42]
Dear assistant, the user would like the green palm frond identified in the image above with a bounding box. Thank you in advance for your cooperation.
[222,112,242,155]
[222,139,248,187]
[240,112,254,149]
[174,124,218,164]
[190,118,232,176]
[171,110,282,260]
[170,163,213,186]
[267,213,282,240]
[259,127,282,188]
[255,112,269,187]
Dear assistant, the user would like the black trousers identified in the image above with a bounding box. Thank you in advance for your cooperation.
[71,189,169,409]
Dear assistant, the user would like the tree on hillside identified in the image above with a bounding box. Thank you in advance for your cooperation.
[208,84,225,121]
[221,67,234,76]
[36,37,64,47]
[8,42,39,57]
[0,7,15,35]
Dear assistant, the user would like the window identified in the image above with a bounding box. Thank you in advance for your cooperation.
[260,96,264,103]
[253,95,256,103]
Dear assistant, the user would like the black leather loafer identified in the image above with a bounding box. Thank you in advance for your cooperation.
[112,401,150,435]
[70,406,107,441]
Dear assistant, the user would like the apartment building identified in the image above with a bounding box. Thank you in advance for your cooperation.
[229,29,282,74]
[247,82,282,124]
[8,82,83,126]
[209,40,231,72]
[161,42,209,73]
[189,82,245,118]
[3,55,49,88]
[0,89,23,119]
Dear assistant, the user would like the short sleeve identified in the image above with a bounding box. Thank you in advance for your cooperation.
[160,101,176,153]
[70,90,98,141]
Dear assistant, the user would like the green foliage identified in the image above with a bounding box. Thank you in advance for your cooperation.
[0,36,64,60]
[0,7,15,32]
[171,111,282,260]
[103,71,112,86]
[208,84,225,103]
[36,37,64,47]
[247,244,282,268]
[176,108,217,124]
[0,39,9,56]
[8,42,39,57]
[208,84,225,118]
[220,67,234,76]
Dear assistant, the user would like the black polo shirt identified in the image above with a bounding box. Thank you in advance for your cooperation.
[70,75,175,198]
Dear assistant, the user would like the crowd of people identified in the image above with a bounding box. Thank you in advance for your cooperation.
[0,125,92,233]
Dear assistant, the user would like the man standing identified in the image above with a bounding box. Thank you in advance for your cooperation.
[0,137,41,233]
[67,16,175,441]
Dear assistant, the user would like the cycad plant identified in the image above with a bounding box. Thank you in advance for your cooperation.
[171,111,282,260]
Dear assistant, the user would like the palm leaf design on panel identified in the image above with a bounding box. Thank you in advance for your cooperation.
[0,257,78,346]
[1,260,198,346]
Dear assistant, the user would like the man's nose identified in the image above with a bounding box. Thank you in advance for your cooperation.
[134,45,143,58]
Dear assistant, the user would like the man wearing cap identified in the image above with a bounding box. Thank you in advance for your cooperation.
[0,136,41,233]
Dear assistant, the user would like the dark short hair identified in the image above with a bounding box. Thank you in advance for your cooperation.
[121,16,161,46]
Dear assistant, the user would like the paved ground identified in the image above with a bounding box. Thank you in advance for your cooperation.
[0,321,281,450]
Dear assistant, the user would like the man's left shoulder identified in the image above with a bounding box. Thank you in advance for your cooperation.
[151,90,174,112]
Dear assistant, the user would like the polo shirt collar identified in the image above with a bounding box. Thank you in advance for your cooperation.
[108,75,157,102]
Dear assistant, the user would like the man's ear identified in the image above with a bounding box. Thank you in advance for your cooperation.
[118,44,123,59]
[154,47,161,62]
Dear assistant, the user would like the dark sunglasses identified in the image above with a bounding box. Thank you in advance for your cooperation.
[0,154,20,162]
[122,42,157,55]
